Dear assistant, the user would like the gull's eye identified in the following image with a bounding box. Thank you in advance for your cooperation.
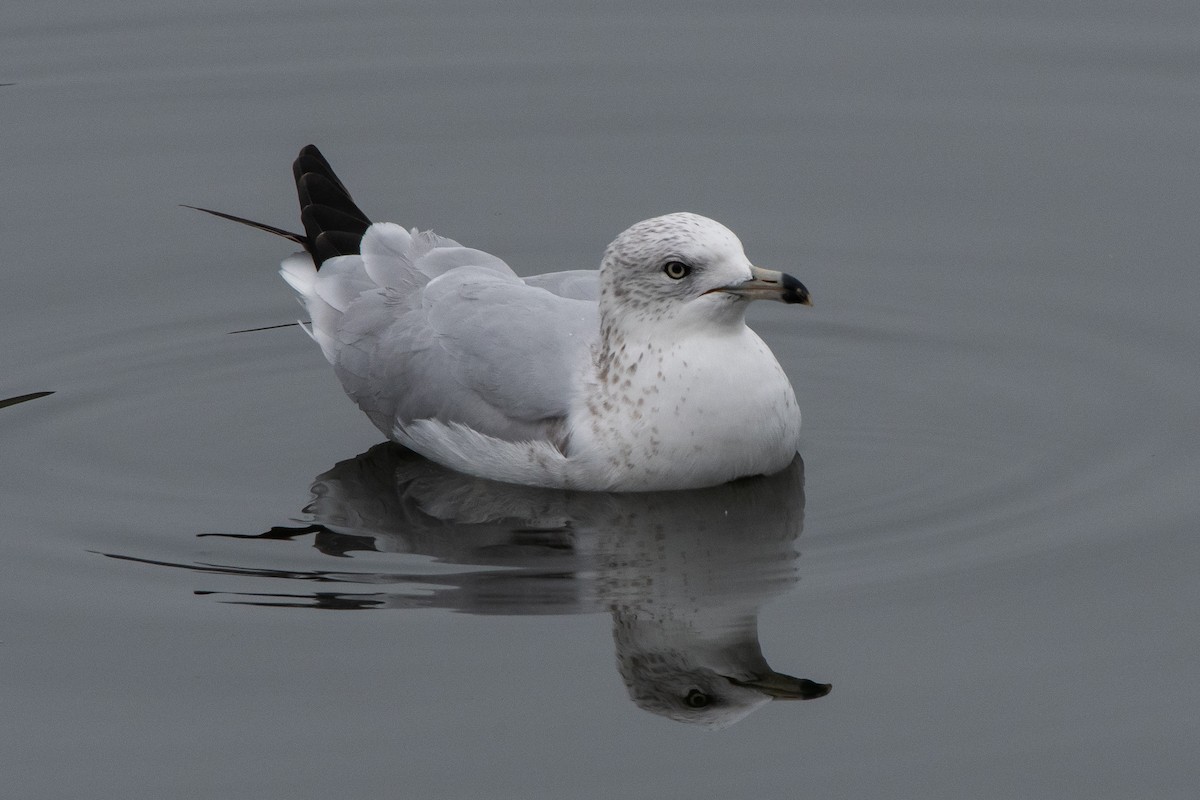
[684,689,710,708]
[663,260,691,280]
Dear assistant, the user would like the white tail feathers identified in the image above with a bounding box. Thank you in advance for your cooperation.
[280,253,341,363]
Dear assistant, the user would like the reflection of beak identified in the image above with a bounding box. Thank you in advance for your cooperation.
[726,670,832,700]
[712,265,812,306]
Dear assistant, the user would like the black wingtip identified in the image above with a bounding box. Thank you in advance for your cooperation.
[292,145,372,268]
[186,146,373,270]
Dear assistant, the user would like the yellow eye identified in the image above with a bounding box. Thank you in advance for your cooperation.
[663,260,691,280]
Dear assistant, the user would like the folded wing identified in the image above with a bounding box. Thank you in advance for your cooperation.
[284,223,599,446]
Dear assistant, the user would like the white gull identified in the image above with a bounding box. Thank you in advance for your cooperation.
[196,145,811,491]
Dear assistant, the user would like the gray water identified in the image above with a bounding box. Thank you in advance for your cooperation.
[4,2,1199,798]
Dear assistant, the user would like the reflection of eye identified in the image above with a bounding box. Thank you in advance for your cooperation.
[685,689,711,708]
[663,260,691,280]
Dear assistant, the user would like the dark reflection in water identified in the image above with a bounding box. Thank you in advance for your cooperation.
[109,443,829,728]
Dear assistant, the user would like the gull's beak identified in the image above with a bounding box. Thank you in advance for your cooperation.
[726,670,831,700]
[716,265,812,305]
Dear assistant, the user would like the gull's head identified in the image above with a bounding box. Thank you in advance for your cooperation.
[599,212,810,331]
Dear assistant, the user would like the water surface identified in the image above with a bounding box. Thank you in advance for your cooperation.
[4,2,1199,798]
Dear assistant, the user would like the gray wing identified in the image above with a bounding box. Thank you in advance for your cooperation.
[320,225,599,443]
[523,270,599,301]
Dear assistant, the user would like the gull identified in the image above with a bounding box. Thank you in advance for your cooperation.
[194,145,811,491]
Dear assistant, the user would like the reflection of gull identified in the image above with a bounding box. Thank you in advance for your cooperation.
[195,145,811,490]
[201,444,830,728]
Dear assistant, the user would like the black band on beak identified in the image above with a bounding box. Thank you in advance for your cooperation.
[781,273,812,306]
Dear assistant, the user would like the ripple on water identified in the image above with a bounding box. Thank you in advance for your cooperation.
[9,294,1193,604]
[4,313,354,540]
[792,300,1190,588]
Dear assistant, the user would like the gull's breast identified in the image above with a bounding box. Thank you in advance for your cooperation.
[566,328,801,491]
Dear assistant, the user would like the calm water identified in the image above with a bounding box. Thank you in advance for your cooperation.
[4,2,1199,798]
